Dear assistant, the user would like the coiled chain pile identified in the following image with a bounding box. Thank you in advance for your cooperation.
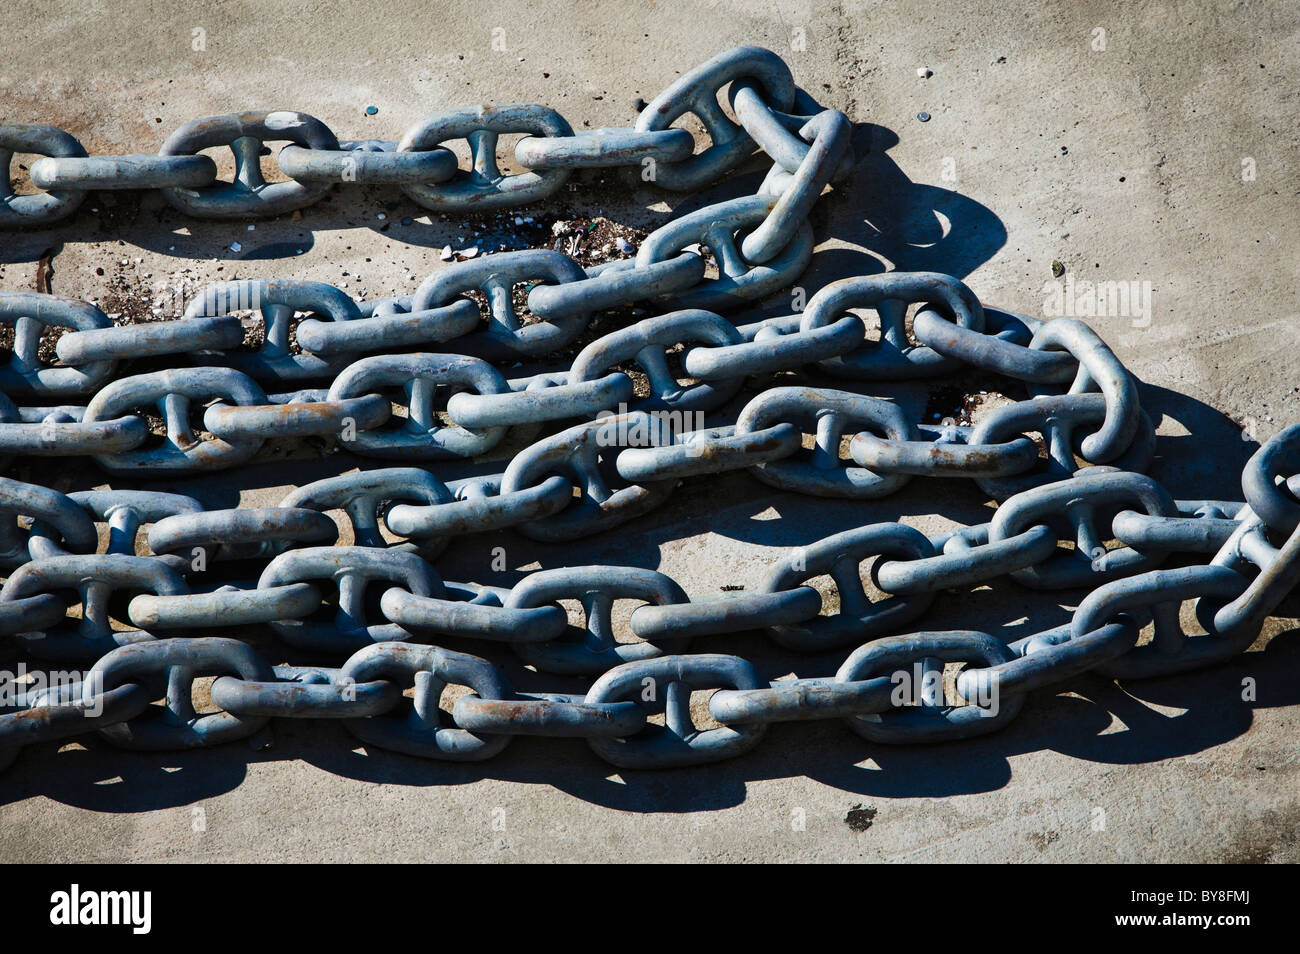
[0,47,1296,770]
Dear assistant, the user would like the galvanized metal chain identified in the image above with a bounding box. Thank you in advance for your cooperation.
[0,47,1295,772]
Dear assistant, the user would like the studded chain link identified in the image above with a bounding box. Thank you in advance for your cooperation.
[0,47,1295,771]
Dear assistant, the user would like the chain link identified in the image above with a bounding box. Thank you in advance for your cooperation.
[0,47,1295,771]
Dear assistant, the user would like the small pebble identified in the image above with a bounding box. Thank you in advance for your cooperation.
[365,105,378,116]
[377,212,386,220]
[461,247,479,259]
[917,111,931,122]
[229,242,242,252]
[440,246,454,261]
[616,237,636,255]
[917,67,933,78]
[1051,260,1065,277]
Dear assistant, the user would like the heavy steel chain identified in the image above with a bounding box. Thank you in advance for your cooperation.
[1,46,835,227]
[0,47,1295,772]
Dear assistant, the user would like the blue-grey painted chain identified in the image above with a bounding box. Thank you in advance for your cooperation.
[0,47,1295,773]
[2,46,821,226]
[2,425,1295,769]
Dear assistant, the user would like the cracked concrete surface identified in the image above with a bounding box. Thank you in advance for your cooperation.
[0,0,1297,862]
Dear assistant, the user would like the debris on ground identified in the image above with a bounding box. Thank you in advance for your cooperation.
[846,804,878,832]
[923,372,1027,428]
[546,215,646,267]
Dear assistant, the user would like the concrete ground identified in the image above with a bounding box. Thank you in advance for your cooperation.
[0,0,1297,862]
